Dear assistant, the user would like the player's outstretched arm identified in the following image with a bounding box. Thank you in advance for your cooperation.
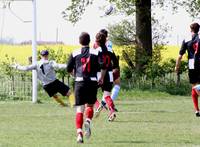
[97,52,107,85]
[66,54,75,75]
[51,61,67,70]
[11,63,37,71]
[175,55,183,74]
[111,52,119,70]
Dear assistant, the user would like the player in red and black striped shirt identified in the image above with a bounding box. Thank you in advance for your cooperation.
[94,32,119,121]
[67,32,105,143]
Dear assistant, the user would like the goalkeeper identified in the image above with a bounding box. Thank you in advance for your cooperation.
[12,50,70,107]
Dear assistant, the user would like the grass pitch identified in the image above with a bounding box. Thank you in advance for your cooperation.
[0,94,200,147]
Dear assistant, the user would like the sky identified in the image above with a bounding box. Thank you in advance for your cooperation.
[0,0,197,45]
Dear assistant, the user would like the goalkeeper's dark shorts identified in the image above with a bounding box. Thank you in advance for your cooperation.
[43,79,70,97]
[74,81,98,106]
[188,69,200,84]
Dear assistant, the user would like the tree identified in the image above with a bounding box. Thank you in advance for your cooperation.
[64,0,152,72]
[64,0,197,72]
[107,18,169,84]
[135,0,152,72]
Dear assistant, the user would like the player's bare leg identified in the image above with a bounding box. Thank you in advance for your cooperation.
[53,95,67,107]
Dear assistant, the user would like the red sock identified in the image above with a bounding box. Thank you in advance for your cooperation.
[86,106,93,120]
[104,96,114,110]
[76,113,83,129]
[192,88,199,111]
[95,99,100,109]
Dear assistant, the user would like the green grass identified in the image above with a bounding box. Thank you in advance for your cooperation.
[0,94,200,147]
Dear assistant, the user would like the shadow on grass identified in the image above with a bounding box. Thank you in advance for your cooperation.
[149,110,178,113]
[113,140,146,144]
[117,103,142,106]
[114,120,135,123]
[118,110,178,113]
[112,140,193,145]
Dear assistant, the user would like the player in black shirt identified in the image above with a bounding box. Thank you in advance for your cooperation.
[67,32,105,143]
[94,32,119,121]
[175,22,200,117]
[93,29,120,112]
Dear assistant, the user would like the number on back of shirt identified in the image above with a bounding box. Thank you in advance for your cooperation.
[103,55,111,68]
[81,57,91,73]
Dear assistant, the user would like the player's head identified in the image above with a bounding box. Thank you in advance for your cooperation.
[99,29,108,38]
[79,32,90,46]
[190,23,200,33]
[95,32,106,47]
[40,50,49,59]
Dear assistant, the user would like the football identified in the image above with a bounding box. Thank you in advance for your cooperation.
[104,4,114,16]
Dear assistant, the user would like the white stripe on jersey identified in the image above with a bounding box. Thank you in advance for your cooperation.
[96,47,102,52]
[75,77,97,81]
[73,48,99,57]
[72,49,82,57]
[97,46,113,53]
[97,71,113,82]
[90,48,99,55]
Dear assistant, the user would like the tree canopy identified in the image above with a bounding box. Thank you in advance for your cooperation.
[63,0,200,73]
[64,0,200,23]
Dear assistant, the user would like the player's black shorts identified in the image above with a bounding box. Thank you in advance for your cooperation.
[43,79,70,97]
[188,69,200,84]
[101,82,113,92]
[74,81,98,106]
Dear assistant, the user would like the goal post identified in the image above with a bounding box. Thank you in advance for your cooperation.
[32,0,37,103]
[0,0,38,103]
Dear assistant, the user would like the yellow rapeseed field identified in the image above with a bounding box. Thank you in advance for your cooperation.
[0,44,79,64]
[0,44,184,65]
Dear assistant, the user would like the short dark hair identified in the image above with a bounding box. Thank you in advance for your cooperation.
[79,32,90,46]
[95,32,106,47]
[99,29,108,38]
[40,50,49,56]
[190,23,200,33]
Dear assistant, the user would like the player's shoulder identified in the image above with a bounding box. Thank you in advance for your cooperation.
[97,46,113,53]
[106,40,113,51]
[107,47,113,53]
[72,48,82,57]
[37,59,44,66]
[38,59,50,66]
[106,40,112,46]
[95,47,102,52]
[90,48,99,56]
[49,60,56,65]
[183,35,192,43]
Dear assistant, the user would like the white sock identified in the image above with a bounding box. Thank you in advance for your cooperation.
[102,96,105,103]
[85,118,91,124]
[77,128,82,134]
[111,85,120,101]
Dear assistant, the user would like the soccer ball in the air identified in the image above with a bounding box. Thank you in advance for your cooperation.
[104,4,114,16]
